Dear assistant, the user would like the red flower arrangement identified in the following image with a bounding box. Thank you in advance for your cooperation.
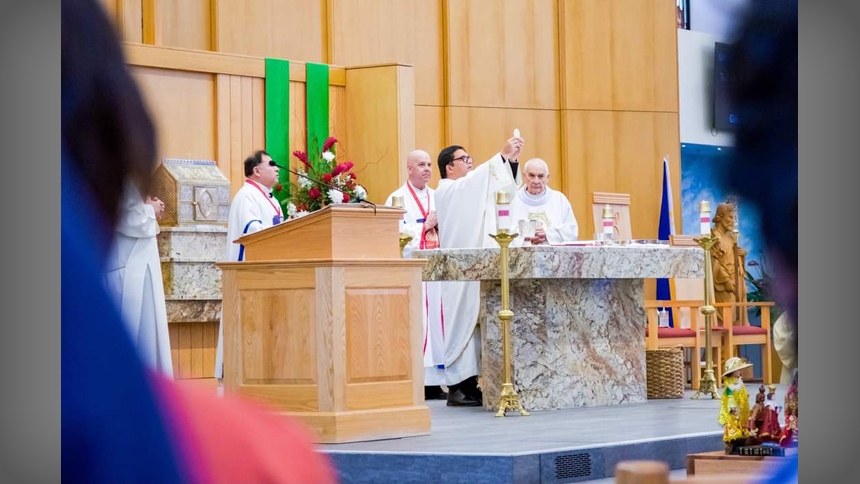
[285,137,367,219]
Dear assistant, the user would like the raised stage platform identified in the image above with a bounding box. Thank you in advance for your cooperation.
[319,386,786,484]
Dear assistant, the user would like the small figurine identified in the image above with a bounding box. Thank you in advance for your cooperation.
[719,357,753,453]
[746,385,767,443]
[759,384,782,442]
[780,407,798,448]
[780,370,798,448]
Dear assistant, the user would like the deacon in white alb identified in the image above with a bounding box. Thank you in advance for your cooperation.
[434,136,523,406]
[215,150,282,378]
[384,150,446,396]
[104,184,173,377]
[509,158,578,246]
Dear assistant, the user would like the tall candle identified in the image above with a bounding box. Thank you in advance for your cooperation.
[496,191,512,232]
[699,200,711,235]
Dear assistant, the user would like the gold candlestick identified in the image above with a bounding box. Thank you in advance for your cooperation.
[692,201,719,400]
[490,191,529,417]
[390,195,413,257]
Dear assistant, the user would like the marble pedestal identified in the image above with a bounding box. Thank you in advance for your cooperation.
[158,226,226,378]
[415,245,703,412]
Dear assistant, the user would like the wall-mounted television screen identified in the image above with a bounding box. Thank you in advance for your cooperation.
[713,41,737,131]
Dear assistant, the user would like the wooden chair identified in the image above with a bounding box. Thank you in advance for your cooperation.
[715,302,775,385]
[644,235,723,389]
[591,192,632,240]
[644,300,722,390]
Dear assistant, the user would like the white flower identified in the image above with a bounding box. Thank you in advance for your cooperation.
[328,188,344,204]
[287,202,297,217]
[322,150,335,162]
[297,169,313,189]
[296,210,310,219]
[354,185,367,201]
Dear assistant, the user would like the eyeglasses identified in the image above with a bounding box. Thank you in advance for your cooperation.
[452,155,473,165]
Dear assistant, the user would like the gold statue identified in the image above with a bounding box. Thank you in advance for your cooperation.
[711,202,747,325]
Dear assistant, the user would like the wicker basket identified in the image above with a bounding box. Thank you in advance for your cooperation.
[646,347,685,399]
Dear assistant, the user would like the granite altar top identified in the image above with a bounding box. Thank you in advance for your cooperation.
[412,245,704,280]
[159,225,228,233]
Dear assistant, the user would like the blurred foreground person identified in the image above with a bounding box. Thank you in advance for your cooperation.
[724,1,797,483]
[61,0,336,482]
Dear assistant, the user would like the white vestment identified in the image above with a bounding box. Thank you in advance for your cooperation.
[385,182,445,385]
[215,180,281,378]
[104,186,173,378]
[509,185,579,247]
[435,154,521,385]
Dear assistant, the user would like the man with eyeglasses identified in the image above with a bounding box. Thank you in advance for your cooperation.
[433,136,524,406]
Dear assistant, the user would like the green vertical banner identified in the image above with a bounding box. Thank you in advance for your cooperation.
[265,58,291,205]
[305,62,330,175]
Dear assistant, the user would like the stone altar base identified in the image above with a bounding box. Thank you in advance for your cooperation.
[480,278,647,412]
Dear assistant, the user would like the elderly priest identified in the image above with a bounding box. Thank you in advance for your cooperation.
[434,136,523,406]
[509,158,578,246]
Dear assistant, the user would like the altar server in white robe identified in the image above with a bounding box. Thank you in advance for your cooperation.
[384,150,446,398]
[509,158,579,246]
[215,150,281,378]
[104,184,173,377]
[434,136,523,406]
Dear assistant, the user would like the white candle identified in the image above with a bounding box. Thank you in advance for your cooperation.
[699,200,711,235]
[496,191,512,233]
[602,205,614,235]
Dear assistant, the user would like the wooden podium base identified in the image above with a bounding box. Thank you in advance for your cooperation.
[287,406,431,444]
[219,206,433,444]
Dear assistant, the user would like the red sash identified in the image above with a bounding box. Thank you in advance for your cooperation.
[406,183,438,249]
[245,180,282,218]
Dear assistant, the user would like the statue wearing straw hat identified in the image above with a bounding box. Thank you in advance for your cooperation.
[719,357,753,453]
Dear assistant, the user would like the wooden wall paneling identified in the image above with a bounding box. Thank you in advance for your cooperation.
[240,76,255,164]
[228,75,244,194]
[562,0,678,112]
[289,81,307,177]
[203,320,217,378]
[415,106,446,189]
[562,110,615,235]
[252,78,266,158]
[329,86,347,147]
[132,67,217,166]
[178,321,191,378]
[345,65,415,204]
[125,43,266,78]
[191,321,203,377]
[414,0,445,106]
[562,110,680,240]
[446,107,561,183]
[216,74,233,187]
[445,0,559,109]
[329,1,413,66]
[214,0,326,63]
[169,324,179,377]
[561,0,612,110]
[148,0,212,51]
[116,0,144,43]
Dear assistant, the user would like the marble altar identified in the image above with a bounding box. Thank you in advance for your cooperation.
[413,245,704,411]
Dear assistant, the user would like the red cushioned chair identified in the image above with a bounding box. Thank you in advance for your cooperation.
[644,300,723,390]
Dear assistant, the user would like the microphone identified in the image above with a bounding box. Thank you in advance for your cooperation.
[269,160,377,213]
